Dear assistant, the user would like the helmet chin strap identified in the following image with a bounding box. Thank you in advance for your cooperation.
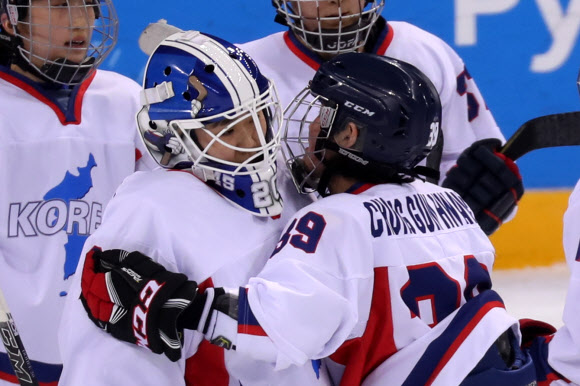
[302,21,370,53]
[12,45,95,85]
[40,56,96,85]
[316,161,334,197]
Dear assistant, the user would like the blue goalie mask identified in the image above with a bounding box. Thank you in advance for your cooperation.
[136,30,283,217]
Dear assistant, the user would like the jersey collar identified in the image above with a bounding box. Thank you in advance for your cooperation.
[283,22,394,71]
[283,31,323,70]
[346,182,376,195]
[370,21,395,56]
[0,65,95,126]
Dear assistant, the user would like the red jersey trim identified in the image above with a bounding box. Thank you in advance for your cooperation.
[376,22,395,56]
[283,22,395,70]
[185,277,231,386]
[70,71,95,125]
[135,148,143,162]
[346,183,376,195]
[283,31,321,71]
[0,70,95,125]
[329,267,397,384]
[238,324,268,337]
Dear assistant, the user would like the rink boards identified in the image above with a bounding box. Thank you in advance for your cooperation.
[491,189,572,269]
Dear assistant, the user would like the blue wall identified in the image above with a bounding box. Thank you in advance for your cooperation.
[103,1,580,188]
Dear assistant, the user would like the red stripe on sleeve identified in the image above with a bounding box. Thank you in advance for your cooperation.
[135,148,143,162]
[238,324,267,337]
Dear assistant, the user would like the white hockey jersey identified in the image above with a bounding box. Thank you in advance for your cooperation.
[547,180,580,385]
[0,67,155,385]
[213,180,522,385]
[58,167,329,386]
[239,21,505,181]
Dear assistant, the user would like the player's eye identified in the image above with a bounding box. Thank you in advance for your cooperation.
[50,1,69,7]
[221,128,236,137]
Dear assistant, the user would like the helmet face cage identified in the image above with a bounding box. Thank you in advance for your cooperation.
[170,83,282,178]
[282,87,335,193]
[274,0,384,54]
[5,0,118,85]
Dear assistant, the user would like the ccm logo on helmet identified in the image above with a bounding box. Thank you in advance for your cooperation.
[344,101,375,116]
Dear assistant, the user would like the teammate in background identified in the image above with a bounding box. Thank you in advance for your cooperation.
[0,0,156,384]
[238,0,523,235]
[544,77,580,385]
[550,179,580,384]
[80,54,579,385]
[58,30,328,385]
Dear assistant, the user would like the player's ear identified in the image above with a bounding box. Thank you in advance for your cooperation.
[334,122,359,149]
[1,13,16,36]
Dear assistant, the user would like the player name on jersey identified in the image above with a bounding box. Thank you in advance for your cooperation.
[364,191,476,237]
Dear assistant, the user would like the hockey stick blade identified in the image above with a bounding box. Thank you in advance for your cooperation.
[501,111,580,160]
[0,288,39,386]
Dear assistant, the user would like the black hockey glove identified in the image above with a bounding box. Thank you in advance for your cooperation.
[442,138,524,235]
[80,247,198,362]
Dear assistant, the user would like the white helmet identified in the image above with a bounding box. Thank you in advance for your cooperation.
[0,0,118,85]
[137,30,284,217]
[273,0,385,55]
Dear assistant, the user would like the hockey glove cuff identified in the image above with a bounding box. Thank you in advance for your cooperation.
[442,138,524,235]
[519,318,557,348]
[178,287,240,351]
[80,247,198,362]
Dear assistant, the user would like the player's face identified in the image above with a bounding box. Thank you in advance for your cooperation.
[20,0,96,67]
[291,0,365,31]
[302,115,326,177]
[303,113,358,173]
[197,111,269,164]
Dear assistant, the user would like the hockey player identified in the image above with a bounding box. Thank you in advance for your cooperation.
[542,76,580,384]
[0,0,156,384]
[545,178,580,384]
[237,0,523,235]
[79,53,552,384]
[58,30,328,385]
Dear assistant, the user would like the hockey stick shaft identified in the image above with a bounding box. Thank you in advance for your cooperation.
[0,287,39,386]
[500,111,580,160]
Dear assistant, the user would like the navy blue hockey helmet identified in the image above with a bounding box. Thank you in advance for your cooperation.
[136,30,284,217]
[282,52,442,194]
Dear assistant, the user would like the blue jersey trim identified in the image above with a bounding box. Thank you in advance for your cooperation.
[402,290,506,385]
